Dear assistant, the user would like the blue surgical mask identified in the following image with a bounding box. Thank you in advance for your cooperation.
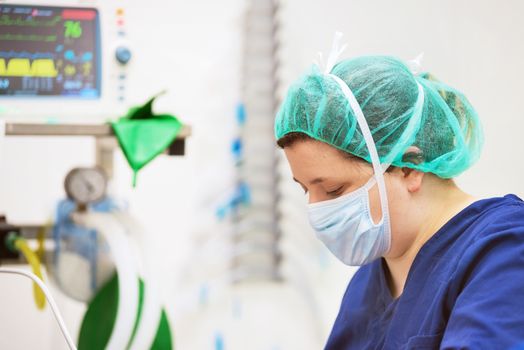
[307,176,391,266]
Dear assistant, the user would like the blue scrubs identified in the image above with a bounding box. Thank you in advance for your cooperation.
[326,194,524,349]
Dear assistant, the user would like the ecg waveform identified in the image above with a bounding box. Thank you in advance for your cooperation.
[0,50,54,60]
[0,14,61,27]
[0,33,57,42]
[0,58,58,77]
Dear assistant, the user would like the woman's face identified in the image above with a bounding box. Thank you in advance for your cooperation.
[283,139,422,259]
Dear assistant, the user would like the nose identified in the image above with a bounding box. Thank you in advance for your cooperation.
[307,193,322,205]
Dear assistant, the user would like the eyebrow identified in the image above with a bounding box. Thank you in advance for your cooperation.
[293,177,325,185]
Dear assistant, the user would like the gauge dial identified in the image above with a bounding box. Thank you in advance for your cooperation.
[64,167,107,205]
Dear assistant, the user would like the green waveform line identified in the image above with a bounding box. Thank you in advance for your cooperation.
[0,33,57,42]
[0,15,62,27]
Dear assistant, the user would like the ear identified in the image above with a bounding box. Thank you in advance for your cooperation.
[401,167,425,193]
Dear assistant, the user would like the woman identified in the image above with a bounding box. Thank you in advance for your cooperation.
[275,53,524,349]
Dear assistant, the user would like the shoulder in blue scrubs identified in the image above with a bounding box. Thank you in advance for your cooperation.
[326,194,524,350]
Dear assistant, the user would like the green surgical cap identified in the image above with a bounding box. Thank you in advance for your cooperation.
[275,56,483,178]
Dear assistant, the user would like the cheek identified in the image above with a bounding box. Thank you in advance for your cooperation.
[376,178,413,258]
[367,185,382,224]
[365,175,418,259]
[367,177,408,226]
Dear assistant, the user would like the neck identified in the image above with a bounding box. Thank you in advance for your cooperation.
[384,179,476,299]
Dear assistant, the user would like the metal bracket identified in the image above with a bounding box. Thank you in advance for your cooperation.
[5,122,192,179]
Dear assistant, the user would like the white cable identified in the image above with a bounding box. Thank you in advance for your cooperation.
[0,268,77,350]
[113,212,162,350]
[72,212,140,350]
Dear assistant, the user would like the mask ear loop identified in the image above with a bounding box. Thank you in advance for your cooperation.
[328,74,391,236]
[317,32,425,254]
[362,163,390,191]
[317,32,390,249]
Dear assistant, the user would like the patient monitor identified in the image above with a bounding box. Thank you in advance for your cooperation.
[0,1,132,122]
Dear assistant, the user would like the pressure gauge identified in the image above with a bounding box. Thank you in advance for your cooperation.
[64,167,108,205]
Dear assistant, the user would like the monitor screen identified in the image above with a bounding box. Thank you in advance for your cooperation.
[0,4,100,98]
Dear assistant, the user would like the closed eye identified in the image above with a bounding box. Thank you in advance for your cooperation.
[327,186,344,196]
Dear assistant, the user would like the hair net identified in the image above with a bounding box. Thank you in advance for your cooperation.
[274,55,483,178]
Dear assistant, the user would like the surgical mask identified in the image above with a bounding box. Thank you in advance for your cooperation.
[307,173,390,266]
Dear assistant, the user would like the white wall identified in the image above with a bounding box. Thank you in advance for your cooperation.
[278,0,524,199]
[0,1,523,349]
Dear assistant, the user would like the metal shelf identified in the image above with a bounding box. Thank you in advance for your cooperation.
[3,122,191,178]
[5,122,192,138]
